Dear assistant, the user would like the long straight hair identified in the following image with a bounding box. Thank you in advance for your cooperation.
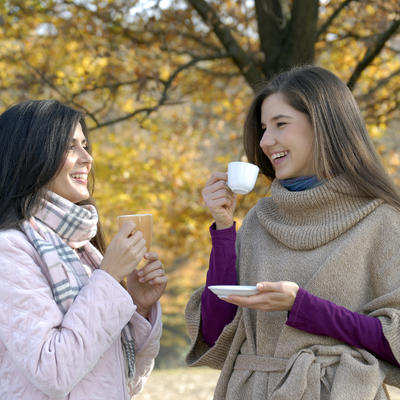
[243,65,400,210]
[0,100,106,252]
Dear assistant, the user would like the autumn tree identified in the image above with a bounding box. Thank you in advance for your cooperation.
[0,0,399,366]
[0,1,398,128]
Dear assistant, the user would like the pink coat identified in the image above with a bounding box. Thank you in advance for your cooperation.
[0,229,162,399]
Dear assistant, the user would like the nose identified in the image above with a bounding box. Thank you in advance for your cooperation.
[259,129,276,149]
[78,147,93,164]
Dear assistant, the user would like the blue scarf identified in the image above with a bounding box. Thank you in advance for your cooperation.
[279,176,320,191]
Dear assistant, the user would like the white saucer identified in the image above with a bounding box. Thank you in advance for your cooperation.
[208,285,259,297]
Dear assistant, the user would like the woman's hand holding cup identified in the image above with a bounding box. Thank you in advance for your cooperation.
[202,172,236,230]
[100,222,147,282]
[126,252,167,319]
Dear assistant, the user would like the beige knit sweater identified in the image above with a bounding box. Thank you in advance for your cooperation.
[185,177,400,399]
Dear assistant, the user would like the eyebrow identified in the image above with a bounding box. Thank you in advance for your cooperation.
[272,114,294,120]
[261,114,294,125]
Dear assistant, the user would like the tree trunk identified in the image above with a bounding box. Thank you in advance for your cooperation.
[277,0,319,71]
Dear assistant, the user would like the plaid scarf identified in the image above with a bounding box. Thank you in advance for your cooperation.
[20,191,136,379]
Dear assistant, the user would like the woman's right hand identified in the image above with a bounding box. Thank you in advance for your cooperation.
[202,172,236,230]
[100,222,147,282]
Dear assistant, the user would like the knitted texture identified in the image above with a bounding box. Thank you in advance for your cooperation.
[185,177,400,399]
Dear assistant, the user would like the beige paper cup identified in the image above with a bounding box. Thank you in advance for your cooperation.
[117,214,153,251]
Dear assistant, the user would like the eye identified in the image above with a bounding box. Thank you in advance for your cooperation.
[277,121,287,127]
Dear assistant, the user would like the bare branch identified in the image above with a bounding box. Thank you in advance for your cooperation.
[194,66,239,78]
[89,53,231,130]
[153,29,221,53]
[347,18,400,90]
[21,59,102,125]
[317,0,355,38]
[357,67,400,101]
[70,78,161,100]
[186,0,264,89]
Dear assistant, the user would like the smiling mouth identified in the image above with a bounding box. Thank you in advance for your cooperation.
[271,151,289,164]
[71,174,88,184]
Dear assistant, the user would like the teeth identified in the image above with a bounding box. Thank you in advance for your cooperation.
[71,174,87,180]
[271,151,288,160]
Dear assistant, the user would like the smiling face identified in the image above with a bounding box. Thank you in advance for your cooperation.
[48,123,93,203]
[259,93,315,180]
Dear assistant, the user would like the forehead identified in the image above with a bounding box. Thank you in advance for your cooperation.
[260,93,293,119]
[71,123,86,141]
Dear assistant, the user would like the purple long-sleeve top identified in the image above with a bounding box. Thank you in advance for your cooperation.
[201,223,238,346]
[201,223,399,367]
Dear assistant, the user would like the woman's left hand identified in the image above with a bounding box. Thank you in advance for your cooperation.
[126,252,167,319]
[222,281,299,312]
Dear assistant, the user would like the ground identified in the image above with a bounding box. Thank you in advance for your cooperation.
[135,368,400,399]
[135,368,218,400]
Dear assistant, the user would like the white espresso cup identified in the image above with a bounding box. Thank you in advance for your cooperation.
[227,161,259,194]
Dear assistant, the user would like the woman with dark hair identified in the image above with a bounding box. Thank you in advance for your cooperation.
[185,66,400,399]
[0,100,167,399]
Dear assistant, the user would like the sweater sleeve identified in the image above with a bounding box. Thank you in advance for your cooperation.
[0,232,136,398]
[287,288,399,366]
[201,223,238,346]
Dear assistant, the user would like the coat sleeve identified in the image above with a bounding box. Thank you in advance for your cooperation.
[0,231,135,398]
[126,302,162,396]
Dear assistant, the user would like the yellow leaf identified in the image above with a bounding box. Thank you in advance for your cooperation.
[159,65,170,81]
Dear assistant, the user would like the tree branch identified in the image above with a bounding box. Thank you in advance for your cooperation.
[357,67,400,101]
[19,58,100,126]
[194,66,240,78]
[186,0,264,89]
[89,53,231,130]
[347,18,400,90]
[317,0,355,38]
[70,78,161,100]
[153,28,221,53]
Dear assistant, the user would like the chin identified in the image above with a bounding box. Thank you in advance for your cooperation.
[67,191,90,204]
[77,193,91,203]
[275,171,292,180]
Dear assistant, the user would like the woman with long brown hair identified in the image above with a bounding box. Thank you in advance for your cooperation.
[185,66,400,399]
[0,100,167,399]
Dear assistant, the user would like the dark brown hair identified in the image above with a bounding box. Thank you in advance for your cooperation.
[243,65,400,210]
[0,100,106,252]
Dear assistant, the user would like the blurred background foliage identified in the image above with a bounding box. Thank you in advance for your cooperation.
[0,0,399,367]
